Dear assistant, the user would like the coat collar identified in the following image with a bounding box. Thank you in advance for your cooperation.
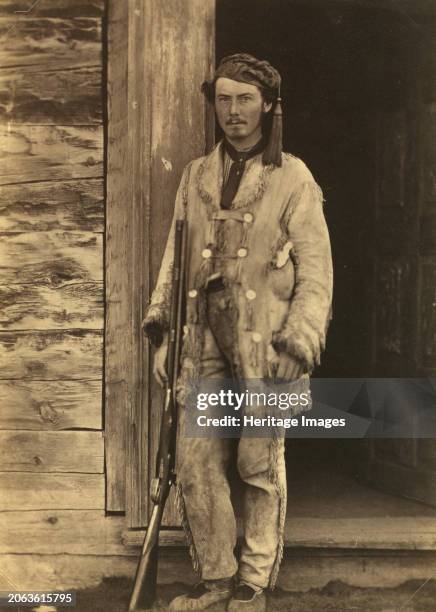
[196,140,276,212]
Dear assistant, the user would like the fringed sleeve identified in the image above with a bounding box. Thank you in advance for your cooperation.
[272,180,333,372]
[142,162,192,347]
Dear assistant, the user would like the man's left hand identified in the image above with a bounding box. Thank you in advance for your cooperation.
[276,353,305,380]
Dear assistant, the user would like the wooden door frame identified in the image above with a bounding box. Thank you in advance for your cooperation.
[106,0,145,520]
[106,0,215,526]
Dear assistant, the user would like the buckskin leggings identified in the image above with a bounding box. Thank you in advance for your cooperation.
[176,318,287,589]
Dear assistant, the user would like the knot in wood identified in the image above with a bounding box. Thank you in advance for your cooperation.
[39,403,58,424]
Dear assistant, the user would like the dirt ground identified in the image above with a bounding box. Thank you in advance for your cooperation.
[13,577,436,612]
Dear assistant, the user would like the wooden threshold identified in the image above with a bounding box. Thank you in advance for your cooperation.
[122,515,436,551]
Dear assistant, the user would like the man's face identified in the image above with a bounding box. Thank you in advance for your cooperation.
[215,77,272,144]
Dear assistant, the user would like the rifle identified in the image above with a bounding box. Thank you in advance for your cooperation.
[128,219,187,610]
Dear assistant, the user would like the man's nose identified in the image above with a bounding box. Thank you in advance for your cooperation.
[229,98,239,115]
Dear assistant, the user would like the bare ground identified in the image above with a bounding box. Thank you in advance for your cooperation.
[16,577,436,612]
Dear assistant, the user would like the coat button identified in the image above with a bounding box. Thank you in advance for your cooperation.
[252,332,262,343]
[202,248,212,259]
[246,289,256,300]
[188,289,198,298]
[237,247,248,258]
[243,212,253,223]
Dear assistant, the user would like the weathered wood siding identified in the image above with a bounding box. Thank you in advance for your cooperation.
[0,0,108,566]
[0,0,215,572]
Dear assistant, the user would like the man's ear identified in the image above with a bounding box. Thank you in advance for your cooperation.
[263,100,273,114]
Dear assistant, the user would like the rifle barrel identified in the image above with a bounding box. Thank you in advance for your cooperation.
[128,504,161,610]
[128,220,187,611]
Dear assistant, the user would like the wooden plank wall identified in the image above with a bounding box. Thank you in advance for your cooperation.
[0,0,117,571]
[0,0,215,576]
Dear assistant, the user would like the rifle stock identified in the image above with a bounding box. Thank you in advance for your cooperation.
[128,220,187,611]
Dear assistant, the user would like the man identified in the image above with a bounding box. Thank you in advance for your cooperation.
[142,54,333,611]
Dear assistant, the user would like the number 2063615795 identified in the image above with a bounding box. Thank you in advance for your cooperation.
[0,591,75,606]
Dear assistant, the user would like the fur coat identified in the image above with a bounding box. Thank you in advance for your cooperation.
[143,141,333,403]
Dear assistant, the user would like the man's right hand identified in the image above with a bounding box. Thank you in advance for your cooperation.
[153,335,168,387]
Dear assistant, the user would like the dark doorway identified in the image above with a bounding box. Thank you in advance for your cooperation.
[217,0,426,378]
[217,0,436,518]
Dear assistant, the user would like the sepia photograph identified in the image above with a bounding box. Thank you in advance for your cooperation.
[0,0,436,610]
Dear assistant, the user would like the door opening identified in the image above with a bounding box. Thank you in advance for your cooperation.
[217,0,436,524]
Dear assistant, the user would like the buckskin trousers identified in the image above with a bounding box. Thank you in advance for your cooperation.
[176,315,287,589]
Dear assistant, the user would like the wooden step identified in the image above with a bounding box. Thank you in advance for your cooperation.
[122,515,436,551]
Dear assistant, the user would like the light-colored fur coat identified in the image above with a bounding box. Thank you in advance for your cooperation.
[143,141,333,405]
